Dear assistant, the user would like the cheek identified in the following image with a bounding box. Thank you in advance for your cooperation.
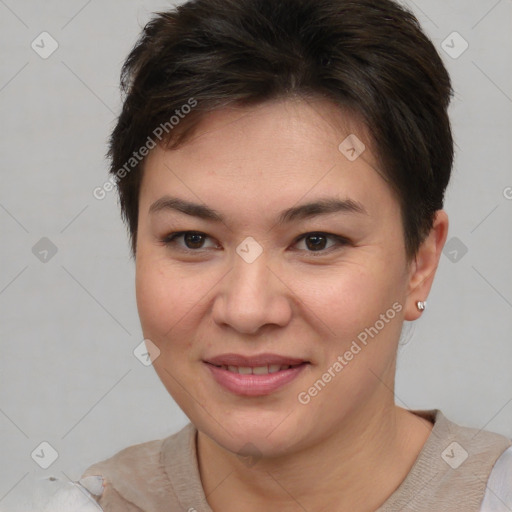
[295,258,405,395]
[135,259,198,399]
[135,257,187,341]
[297,262,396,333]
[135,254,218,361]
[136,262,166,335]
[292,266,404,418]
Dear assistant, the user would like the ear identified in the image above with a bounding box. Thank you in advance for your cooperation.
[404,210,449,321]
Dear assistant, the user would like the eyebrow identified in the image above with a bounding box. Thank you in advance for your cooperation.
[149,195,368,224]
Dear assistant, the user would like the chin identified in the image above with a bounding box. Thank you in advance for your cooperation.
[194,405,315,459]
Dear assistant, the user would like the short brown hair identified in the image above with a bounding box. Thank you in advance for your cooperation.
[109,0,454,259]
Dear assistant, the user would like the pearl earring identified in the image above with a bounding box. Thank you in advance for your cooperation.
[416,301,427,311]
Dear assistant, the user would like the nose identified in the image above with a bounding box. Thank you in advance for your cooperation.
[211,250,293,335]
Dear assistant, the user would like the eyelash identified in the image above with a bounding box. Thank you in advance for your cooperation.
[160,231,351,256]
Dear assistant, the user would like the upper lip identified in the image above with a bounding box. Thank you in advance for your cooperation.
[204,353,308,367]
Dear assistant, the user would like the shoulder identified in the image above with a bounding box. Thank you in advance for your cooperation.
[385,409,512,510]
[432,410,512,509]
[423,408,512,456]
[430,409,512,480]
[80,423,196,512]
[83,436,165,479]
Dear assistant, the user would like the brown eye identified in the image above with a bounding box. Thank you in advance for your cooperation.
[304,234,328,251]
[183,232,206,249]
[294,232,350,254]
[162,231,218,251]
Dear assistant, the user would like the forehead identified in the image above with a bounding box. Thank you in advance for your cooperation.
[139,98,395,223]
[164,97,377,167]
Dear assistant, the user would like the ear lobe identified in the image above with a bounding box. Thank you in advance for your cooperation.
[404,210,449,321]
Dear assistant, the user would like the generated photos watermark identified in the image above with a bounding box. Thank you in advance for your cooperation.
[297,301,403,405]
[93,98,198,200]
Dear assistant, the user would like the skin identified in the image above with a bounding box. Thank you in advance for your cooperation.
[135,97,449,511]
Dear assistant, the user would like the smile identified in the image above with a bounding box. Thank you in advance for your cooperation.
[212,364,301,374]
[203,356,310,396]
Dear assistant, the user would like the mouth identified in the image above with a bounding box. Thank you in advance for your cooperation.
[203,353,310,396]
[204,352,308,367]
[207,363,305,375]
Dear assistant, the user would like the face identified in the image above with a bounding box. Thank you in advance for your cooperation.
[135,98,414,458]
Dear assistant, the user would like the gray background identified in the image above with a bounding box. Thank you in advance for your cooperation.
[0,0,511,509]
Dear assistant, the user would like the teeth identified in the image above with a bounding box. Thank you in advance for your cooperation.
[220,364,296,374]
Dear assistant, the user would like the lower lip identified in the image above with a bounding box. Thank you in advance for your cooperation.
[204,362,309,397]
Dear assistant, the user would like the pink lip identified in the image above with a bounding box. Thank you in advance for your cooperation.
[203,356,309,397]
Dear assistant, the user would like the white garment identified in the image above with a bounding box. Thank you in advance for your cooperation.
[32,476,103,512]
[480,446,512,511]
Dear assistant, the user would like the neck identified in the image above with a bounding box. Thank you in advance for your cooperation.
[197,401,433,512]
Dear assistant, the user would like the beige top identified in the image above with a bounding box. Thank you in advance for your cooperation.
[80,409,512,512]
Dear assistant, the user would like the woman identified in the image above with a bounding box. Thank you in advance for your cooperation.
[68,0,511,510]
